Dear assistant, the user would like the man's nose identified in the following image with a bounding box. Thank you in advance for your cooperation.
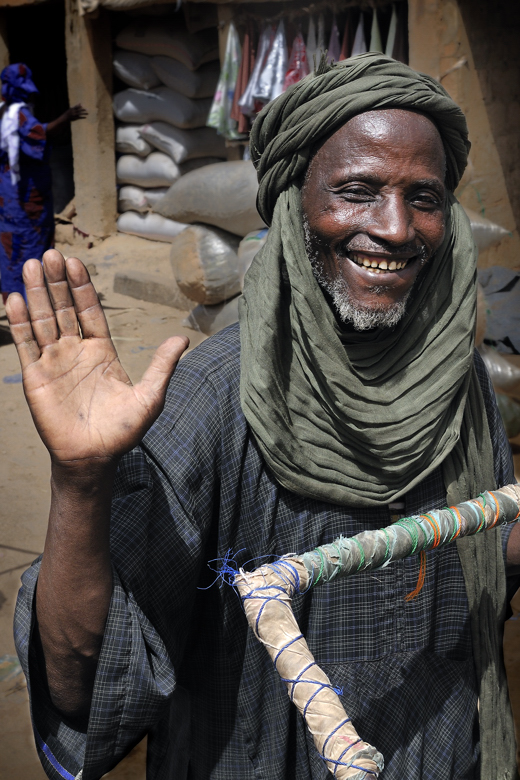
[365,195,415,247]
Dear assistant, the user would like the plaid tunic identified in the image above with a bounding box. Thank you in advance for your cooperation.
[14,323,517,780]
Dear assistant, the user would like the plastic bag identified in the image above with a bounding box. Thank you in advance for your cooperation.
[339,10,355,60]
[140,122,225,164]
[352,13,367,56]
[316,14,326,54]
[113,87,212,129]
[113,50,160,90]
[151,57,220,99]
[115,124,152,156]
[116,152,181,188]
[284,33,310,90]
[327,16,341,63]
[238,25,274,117]
[255,20,288,104]
[369,9,383,52]
[230,20,255,135]
[306,17,317,67]
[117,211,188,242]
[207,21,244,140]
[385,5,398,57]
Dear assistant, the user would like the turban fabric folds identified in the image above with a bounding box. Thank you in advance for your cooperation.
[1,63,39,104]
[239,53,516,778]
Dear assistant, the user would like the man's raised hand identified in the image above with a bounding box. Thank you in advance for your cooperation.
[5,250,189,470]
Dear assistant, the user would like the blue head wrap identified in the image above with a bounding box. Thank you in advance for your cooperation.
[1,63,39,103]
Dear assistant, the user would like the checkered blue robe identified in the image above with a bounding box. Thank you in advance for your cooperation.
[14,324,517,780]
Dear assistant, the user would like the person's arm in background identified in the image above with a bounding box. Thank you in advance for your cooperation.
[6,250,188,724]
[46,103,87,138]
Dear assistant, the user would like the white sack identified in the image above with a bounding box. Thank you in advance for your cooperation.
[113,87,212,129]
[118,185,169,213]
[143,187,169,208]
[170,224,241,305]
[463,207,510,251]
[118,185,149,213]
[140,122,225,164]
[113,50,161,90]
[151,56,220,99]
[153,160,266,237]
[116,20,219,71]
[183,296,240,336]
[179,157,224,175]
[116,152,180,188]
[115,124,152,156]
[117,211,188,242]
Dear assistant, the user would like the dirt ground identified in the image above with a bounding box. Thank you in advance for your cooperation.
[1,232,520,778]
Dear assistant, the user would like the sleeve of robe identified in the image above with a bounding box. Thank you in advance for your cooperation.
[18,107,48,160]
[13,328,243,780]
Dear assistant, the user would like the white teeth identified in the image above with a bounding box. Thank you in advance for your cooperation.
[350,254,409,271]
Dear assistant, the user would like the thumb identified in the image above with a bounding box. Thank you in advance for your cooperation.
[134,336,189,413]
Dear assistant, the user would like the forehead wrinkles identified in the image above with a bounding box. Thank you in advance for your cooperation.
[304,108,447,186]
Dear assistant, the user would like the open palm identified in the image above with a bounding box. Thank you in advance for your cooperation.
[6,251,188,467]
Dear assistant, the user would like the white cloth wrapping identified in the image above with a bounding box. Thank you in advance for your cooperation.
[1,102,26,186]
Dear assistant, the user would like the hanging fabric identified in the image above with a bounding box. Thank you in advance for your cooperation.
[255,20,288,105]
[327,15,341,63]
[306,16,317,70]
[238,25,274,117]
[392,3,408,63]
[231,19,256,134]
[284,31,310,90]
[339,9,355,60]
[316,13,326,55]
[351,12,367,56]
[207,21,243,139]
[385,4,398,58]
[369,9,383,52]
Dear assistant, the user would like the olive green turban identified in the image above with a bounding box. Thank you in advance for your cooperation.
[239,53,516,779]
[250,53,470,224]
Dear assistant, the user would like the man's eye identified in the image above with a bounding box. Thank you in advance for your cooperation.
[412,192,441,206]
[341,186,374,199]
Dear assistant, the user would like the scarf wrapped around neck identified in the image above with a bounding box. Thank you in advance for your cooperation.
[239,53,517,779]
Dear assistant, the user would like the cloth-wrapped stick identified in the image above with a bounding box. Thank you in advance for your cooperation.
[234,485,520,780]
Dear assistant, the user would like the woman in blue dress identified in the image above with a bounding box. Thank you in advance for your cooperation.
[0,62,87,302]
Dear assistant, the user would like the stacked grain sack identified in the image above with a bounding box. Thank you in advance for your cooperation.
[113,15,226,242]
[152,160,268,333]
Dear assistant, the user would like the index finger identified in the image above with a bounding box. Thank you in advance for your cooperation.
[65,256,112,340]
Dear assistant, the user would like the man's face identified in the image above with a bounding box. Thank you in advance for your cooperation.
[301,109,447,330]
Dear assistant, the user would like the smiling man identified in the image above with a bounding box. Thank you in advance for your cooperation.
[301,110,444,330]
[9,54,520,780]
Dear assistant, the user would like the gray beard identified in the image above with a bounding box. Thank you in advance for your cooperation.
[303,221,411,331]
